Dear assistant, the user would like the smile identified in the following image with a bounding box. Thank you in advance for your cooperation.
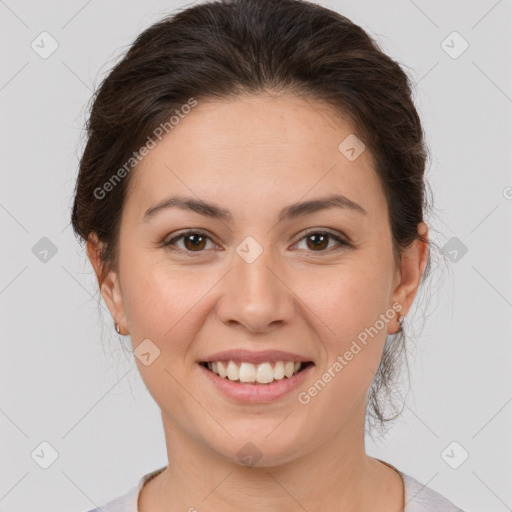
[198,359,315,403]
[200,360,314,384]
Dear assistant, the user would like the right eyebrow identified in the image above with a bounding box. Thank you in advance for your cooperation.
[143,196,232,222]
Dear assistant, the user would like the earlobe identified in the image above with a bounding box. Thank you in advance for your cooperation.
[388,222,429,334]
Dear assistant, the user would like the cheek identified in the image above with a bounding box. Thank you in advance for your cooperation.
[120,262,208,413]
[301,257,393,401]
[308,256,392,343]
[289,263,393,439]
[120,253,227,375]
[122,265,201,343]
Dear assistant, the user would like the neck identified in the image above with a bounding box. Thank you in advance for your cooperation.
[138,411,404,512]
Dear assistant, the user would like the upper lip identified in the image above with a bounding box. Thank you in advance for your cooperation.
[199,349,313,364]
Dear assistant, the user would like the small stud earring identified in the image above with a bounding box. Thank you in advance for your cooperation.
[115,321,121,334]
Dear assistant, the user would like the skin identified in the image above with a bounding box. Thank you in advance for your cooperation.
[87,92,429,512]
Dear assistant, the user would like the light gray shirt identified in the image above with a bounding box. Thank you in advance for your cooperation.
[87,465,465,511]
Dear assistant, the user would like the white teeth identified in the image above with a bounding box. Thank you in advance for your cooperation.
[284,361,294,378]
[205,360,305,383]
[273,361,285,379]
[239,362,256,382]
[226,361,239,381]
[256,362,274,383]
[217,361,227,378]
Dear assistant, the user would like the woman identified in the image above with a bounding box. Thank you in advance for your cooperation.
[71,0,465,510]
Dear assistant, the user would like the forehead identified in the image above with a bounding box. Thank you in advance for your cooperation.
[124,93,386,223]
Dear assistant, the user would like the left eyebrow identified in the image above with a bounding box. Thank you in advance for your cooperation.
[142,193,367,223]
[277,193,367,222]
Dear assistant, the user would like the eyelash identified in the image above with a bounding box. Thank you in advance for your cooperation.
[162,229,350,255]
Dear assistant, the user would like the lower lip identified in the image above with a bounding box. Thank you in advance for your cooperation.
[198,363,314,404]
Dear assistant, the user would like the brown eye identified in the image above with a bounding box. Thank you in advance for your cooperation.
[163,231,214,253]
[182,233,207,251]
[295,231,349,253]
[305,233,330,251]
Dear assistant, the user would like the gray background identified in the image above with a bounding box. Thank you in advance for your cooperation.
[1,0,511,510]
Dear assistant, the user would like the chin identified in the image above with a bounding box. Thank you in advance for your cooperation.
[207,429,305,469]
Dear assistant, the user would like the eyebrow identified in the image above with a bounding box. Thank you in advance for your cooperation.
[143,193,367,223]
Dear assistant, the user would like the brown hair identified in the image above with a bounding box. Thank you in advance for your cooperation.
[71,0,435,434]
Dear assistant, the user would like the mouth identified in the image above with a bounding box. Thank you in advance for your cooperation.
[199,360,315,385]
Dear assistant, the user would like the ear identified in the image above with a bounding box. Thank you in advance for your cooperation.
[86,233,128,335]
[388,222,429,334]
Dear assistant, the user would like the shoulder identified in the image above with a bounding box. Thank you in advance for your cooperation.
[85,466,167,512]
[401,472,466,512]
[85,485,139,512]
[85,465,466,512]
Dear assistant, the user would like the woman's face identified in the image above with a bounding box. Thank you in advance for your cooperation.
[91,93,426,466]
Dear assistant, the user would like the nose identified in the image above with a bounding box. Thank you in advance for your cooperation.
[216,242,296,334]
